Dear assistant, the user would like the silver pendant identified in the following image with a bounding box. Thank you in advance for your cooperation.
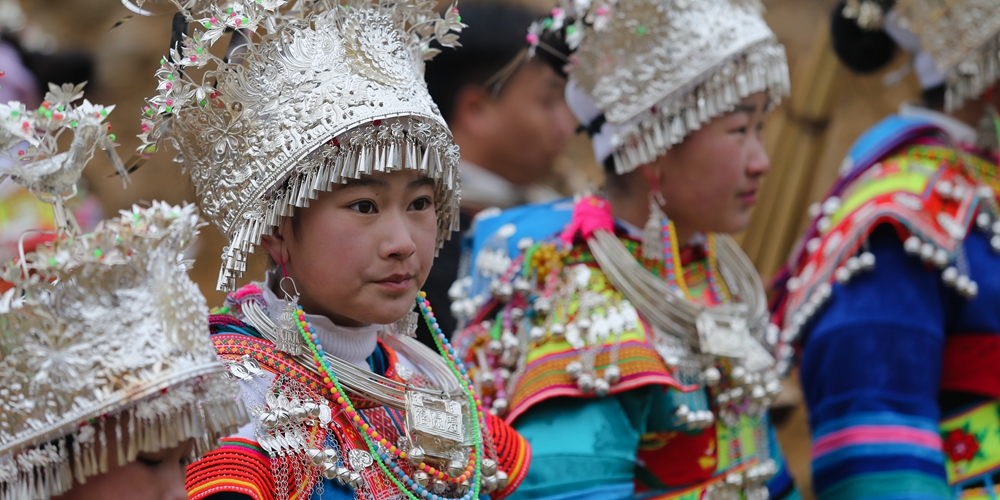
[276,301,303,355]
[695,304,751,358]
[348,449,373,471]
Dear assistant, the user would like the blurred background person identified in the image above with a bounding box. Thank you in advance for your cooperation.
[420,1,575,343]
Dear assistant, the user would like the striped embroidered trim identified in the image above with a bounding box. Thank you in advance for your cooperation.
[812,425,944,459]
[187,438,276,500]
[506,340,682,423]
[484,413,531,499]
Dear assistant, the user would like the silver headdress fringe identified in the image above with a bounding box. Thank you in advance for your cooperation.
[608,40,790,175]
[849,0,1000,112]
[528,0,790,174]
[0,377,245,500]
[0,202,249,500]
[135,0,464,291]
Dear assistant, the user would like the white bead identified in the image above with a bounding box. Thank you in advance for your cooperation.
[835,267,852,284]
[817,216,831,232]
[517,237,534,251]
[965,281,979,299]
[904,236,922,254]
[786,277,801,291]
[577,373,594,393]
[822,196,841,215]
[808,202,821,218]
[933,249,950,268]
[529,326,546,342]
[991,235,1000,252]
[919,242,936,260]
[942,267,959,286]
[806,237,822,254]
[859,251,876,270]
[936,180,954,198]
[703,367,722,387]
[993,221,1000,234]
[549,323,565,337]
[977,212,992,230]
[845,256,862,272]
[956,275,971,291]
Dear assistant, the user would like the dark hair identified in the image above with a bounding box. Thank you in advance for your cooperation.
[424,2,538,123]
[829,0,898,74]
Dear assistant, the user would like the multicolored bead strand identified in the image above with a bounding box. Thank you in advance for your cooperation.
[658,218,733,306]
[292,301,485,500]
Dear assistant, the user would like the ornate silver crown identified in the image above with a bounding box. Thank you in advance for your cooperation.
[0,82,126,233]
[0,202,247,498]
[137,0,464,291]
[895,0,1000,111]
[530,0,789,174]
[0,86,246,496]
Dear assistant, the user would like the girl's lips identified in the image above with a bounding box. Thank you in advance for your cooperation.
[739,190,758,206]
[374,273,414,292]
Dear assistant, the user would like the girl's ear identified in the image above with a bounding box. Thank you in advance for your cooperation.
[260,220,291,268]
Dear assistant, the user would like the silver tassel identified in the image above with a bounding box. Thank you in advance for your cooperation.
[643,195,667,261]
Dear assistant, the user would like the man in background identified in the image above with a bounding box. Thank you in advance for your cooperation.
[420,1,575,344]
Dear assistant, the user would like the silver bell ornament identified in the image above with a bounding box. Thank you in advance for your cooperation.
[407,446,426,467]
[481,458,498,476]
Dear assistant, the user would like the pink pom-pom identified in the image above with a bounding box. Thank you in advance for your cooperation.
[526,33,539,45]
[560,195,614,244]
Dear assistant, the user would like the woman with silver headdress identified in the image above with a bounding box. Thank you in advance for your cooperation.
[772,1,1000,498]
[134,1,531,499]
[448,1,798,498]
[0,87,247,500]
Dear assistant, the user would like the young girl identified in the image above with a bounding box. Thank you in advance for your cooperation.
[773,2,1000,498]
[0,89,246,500]
[449,0,799,498]
[136,0,531,499]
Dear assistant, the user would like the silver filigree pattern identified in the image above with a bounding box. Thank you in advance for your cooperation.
[136,0,465,291]
[530,0,790,174]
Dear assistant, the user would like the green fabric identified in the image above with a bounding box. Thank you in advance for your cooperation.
[509,388,660,499]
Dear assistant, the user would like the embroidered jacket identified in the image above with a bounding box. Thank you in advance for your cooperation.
[452,198,799,500]
[772,115,1000,499]
[186,284,531,500]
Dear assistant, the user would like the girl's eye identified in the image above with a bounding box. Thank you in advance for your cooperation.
[409,197,433,211]
[137,456,164,468]
[731,126,748,134]
[350,200,378,214]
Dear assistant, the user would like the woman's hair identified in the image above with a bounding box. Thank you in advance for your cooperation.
[829,0,946,109]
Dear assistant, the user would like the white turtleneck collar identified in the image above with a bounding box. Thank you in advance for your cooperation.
[260,273,384,371]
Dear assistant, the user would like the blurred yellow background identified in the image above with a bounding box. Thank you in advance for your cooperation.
[12,0,926,496]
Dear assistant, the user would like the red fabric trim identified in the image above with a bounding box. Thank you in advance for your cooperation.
[187,441,276,500]
[484,413,531,499]
[941,334,1000,399]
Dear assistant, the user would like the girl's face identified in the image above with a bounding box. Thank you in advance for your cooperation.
[647,92,771,238]
[54,439,194,500]
[262,169,439,326]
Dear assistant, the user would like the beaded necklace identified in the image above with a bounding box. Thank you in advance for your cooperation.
[660,217,730,305]
[293,291,486,500]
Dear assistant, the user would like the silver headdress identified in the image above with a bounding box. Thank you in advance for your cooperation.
[846,0,1000,111]
[531,0,790,174]
[136,0,464,291]
[0,89,247,499]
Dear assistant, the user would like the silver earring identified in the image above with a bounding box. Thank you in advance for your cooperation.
[642,191,667,261]
[275,276,303,355]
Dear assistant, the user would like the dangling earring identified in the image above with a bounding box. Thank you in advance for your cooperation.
[975,104,1000,153]
[643,189,667,261]
[392,309,419,338]
[275,266,303,355]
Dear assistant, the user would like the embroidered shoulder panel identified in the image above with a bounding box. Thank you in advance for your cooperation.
[456,236,682,425]
[778,144,998,344]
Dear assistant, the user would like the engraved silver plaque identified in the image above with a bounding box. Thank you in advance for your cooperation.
[405,392,464,443]
[695,304,751,358]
